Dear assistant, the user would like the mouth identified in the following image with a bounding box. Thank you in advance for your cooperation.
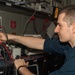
[56,33,60,38]
[58,34,60,37]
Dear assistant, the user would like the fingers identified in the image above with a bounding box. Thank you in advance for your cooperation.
[0,32,7,42]
[14,59,29,69]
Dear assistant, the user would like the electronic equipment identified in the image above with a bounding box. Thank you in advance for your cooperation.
[0,43,13,75]
[47,22,56,39]
[0,58,5,75]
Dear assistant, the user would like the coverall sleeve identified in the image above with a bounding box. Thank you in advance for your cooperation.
[44,37,70,54]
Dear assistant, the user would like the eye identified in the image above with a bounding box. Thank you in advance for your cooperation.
[56,23,59,26]
[57,23,61,27]
[59,24,62,27]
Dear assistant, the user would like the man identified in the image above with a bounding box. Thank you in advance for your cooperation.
[0,5,75,75]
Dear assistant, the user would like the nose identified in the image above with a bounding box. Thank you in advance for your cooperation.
[54,25,59,33]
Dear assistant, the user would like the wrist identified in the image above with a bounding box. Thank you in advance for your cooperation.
[17,65,35,75]
[17,65,27,72]
[8,34,18,40]
[17,65,27,75]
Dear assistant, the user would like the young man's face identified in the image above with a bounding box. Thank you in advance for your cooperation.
[54,13,73,42]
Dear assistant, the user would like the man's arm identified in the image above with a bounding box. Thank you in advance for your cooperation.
[18,67,35,75]
[14,59,35,75]
[0,33,45,50]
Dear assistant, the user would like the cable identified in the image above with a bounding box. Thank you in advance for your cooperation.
[22,10,36,34]
[33,19,38,34]
[39,18,49,34]
[0,43,6,61]
[1,43,13,61]
[0,25,13,74]
[0,43,8,75]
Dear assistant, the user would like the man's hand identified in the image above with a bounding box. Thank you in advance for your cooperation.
[0,32,7,42]
[14,59,29,70]
[14,59,35,75]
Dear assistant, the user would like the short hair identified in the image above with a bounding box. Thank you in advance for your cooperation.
[59,5,75,26]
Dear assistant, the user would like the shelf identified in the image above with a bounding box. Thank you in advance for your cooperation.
[0,0,52,19]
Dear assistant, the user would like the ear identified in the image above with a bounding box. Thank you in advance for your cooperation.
[72,23,75,33]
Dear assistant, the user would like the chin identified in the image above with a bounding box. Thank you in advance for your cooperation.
[59,39,66,42]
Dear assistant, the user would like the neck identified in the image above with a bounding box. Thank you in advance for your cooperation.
[69,40,75,48]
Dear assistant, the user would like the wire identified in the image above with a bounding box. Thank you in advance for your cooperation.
[0,43,6,61]
[33,19,38,34]
[39,18,49,34]
[0,26,13,74]
[1,43,13,61]
[0,44,8,75]
[22,10,36,34]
